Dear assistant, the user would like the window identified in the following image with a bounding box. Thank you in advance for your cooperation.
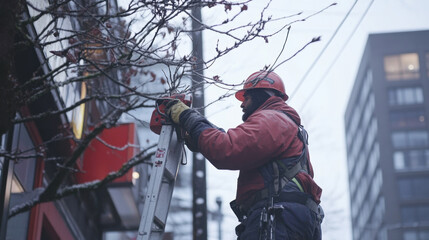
[404,230,429,240]
[367,142,380,178]
[394,151,405,169]
[384,53,420,80]
[393,149,429,170]
[11,122,37,192]
[404,232,418,240]
[348,103,362,140]
[362,94,374,130]
[402,205,429,223]
[398,177,429,200]
[426,52,429,77]
[378,229,388,240]
[391,130,429,148]
[388,87,424,106]
[390,110,426,128]
[369,168,382,204]
[361,69,373,104]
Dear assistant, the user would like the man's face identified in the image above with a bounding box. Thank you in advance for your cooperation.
[240,92,253,116]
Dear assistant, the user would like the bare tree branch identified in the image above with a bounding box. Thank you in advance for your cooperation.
[2,0,337,223]
[9,145,156,218]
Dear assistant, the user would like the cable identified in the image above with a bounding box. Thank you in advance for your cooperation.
[298,0,375,112]
[288,0,360,102]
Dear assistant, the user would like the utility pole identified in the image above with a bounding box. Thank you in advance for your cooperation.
[191,2,207,240]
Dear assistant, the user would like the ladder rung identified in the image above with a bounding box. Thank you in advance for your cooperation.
[153,216,166,230]
[162,177,173,184]
[163,169,175,181]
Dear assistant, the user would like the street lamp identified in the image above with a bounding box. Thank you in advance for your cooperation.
[215,197,223,240]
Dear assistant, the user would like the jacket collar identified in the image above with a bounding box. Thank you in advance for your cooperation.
[251,96,301,125]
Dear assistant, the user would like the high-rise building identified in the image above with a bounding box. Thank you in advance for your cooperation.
[345,30,429,240]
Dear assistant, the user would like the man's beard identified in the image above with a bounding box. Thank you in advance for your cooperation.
[241,90,271,121]
[242,103,260,121]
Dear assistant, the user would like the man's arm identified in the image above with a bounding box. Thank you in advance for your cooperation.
[179,108,225,151]
[164,100,223,151]
[166,101,297,170]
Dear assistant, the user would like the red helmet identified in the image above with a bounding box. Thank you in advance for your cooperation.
[235,71,288,101]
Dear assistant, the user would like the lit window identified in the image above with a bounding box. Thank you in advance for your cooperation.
[384,53,420,80]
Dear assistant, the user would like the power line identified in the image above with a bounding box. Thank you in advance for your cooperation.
[288,0,360,102]
[298,0,375,112]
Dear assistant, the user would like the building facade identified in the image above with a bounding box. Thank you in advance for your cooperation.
[0,1,198,239]
[0,0,143,239]
[345,30,429,240]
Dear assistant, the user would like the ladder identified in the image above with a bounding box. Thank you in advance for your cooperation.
[136,124,184,240]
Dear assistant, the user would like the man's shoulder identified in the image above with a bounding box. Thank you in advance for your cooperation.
[255,108,285,116]
[252,108,301,128]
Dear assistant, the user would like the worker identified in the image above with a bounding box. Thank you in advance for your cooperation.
[165,70,323,239]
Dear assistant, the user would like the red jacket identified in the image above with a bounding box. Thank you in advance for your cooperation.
[197,96,322,204]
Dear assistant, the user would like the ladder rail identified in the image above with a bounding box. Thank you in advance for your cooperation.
[137,124,184,240]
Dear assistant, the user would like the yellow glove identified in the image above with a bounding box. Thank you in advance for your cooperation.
[165,99,189,124]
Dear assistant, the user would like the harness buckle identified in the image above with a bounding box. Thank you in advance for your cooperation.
[267,204,284,216]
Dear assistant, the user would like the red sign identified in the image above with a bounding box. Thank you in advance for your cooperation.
[75,123,137,184]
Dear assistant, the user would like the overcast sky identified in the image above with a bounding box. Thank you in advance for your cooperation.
[199,1,429,239]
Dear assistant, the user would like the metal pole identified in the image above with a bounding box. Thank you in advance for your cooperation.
[216,197,223,240]
[0,129,15,240]
[191,1,207,239]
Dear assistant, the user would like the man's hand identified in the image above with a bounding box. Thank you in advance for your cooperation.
[165,99,190,124]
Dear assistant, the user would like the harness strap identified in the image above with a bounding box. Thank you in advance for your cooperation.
[258,110,310,196]
[260,136,308,196]
[291,178,304,192]
[277,151,306,180]
[235,176,304,216]
[274,191,324,224]
[272,159,280,194]
[231,190,322,222]
[273,192,318,214]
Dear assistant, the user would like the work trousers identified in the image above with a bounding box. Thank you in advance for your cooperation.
[235,201,321,240]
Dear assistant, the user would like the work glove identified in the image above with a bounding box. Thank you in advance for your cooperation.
[165,99,189,124]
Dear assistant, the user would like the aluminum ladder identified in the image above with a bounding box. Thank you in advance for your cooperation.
[137,124,184,240]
